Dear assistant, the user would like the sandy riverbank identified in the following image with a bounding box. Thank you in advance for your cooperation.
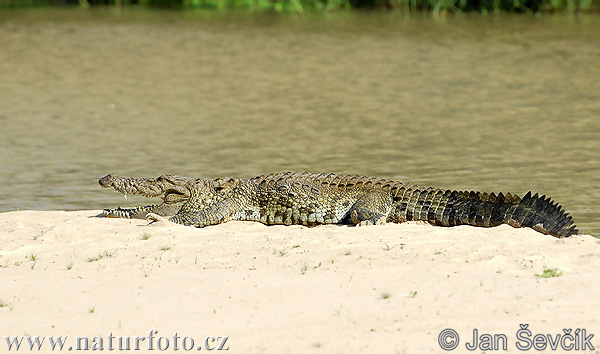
[0,210,598,353]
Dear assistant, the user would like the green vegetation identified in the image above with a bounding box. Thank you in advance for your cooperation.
[87,249,117,262]
[333,304,342,315]
[536,267,563,278]
[103,249,117,258]
[0,0,596,13]
[273,247,288,257]
[381,292,391,299]
[300,260,308,275]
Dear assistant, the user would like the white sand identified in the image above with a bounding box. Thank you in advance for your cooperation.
[0,210,599,353]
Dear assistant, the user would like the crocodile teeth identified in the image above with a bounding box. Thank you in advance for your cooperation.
[124,194,127,200]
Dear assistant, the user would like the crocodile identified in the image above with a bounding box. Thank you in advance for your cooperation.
[98,172,578,238]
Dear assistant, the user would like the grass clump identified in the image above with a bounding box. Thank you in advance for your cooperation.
[536,267,563,278]
[300,260,308,275]
[333,304,342,315]
[87,249,117,262]
[87,255,102,262]
[273,248,288,257]
[103,249,117,258]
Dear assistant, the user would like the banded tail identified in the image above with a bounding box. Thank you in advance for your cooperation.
[391,187,578,237]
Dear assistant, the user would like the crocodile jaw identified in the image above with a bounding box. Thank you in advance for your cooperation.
[99,174,192,219]
[98,174,190,198]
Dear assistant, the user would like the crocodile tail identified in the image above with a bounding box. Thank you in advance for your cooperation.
[503,191,578,237]
[390,187,578,238]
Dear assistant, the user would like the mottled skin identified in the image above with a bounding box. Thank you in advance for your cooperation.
[99,172,578,238]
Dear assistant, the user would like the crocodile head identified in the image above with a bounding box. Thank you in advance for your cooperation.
[98,174,195,219]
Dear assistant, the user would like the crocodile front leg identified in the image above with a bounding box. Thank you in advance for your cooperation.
[148,200,238,228]
[105,203,183,219]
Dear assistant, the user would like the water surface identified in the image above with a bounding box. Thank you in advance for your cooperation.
[0,9,598,234]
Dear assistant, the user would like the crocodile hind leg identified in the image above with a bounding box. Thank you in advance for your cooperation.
[349,193,393,226]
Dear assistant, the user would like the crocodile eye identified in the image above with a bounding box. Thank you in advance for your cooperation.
[164,192,185,203]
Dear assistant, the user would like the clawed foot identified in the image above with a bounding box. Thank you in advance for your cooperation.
[351,210,387,227]
[146,213,171,224]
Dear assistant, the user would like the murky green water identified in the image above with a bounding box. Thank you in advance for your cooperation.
[0,9,598,235]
